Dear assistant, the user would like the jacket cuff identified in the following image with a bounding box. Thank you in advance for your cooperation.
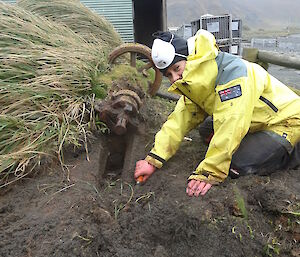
[145,152,166,169]
[188,173,222,185]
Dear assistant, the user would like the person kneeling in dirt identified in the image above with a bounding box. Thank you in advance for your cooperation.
[134,29,300,197]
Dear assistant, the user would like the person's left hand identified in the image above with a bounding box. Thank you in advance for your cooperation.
[186,179,212,197]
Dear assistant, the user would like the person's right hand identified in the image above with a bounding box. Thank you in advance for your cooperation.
[134,160,156,183]
[186,179,212,197]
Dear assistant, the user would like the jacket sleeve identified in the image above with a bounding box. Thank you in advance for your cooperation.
[189,76,255,184]
[146,96,206,168]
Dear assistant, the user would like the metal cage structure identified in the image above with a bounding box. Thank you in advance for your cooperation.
[191,14,243,55]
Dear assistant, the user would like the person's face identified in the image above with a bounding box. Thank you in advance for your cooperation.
[165,60,186,84]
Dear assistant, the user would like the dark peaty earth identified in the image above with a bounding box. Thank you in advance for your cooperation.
[0,97,299,257]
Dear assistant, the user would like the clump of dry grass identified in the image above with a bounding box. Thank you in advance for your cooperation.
[17,0,123,49]
[0,2,111,186]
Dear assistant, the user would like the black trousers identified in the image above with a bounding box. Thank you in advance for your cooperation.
[199,116,300,179]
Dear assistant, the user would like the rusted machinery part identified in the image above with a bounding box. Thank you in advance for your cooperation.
[94,91,142,135]
[112,95,139,114]
[111,89,143,108]
[109,80,146,101]
[108,43,162,96]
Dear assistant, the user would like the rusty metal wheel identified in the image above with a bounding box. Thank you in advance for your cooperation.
[108,43,162,96]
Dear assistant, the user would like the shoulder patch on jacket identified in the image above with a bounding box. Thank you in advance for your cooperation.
[218,85,242,102]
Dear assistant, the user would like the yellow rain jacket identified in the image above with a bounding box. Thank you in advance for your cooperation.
[146,29,300,184]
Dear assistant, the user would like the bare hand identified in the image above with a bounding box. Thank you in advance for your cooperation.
[134,160,156,183]
[186,179,212,197]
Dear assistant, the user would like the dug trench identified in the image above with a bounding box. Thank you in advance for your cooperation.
[0,98,299,257]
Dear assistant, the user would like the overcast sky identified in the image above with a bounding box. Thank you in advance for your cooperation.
[167,0,300,29]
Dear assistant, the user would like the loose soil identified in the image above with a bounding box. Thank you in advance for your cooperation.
[0,98,299,257]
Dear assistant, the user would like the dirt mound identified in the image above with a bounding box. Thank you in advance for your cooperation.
[0,98,299,257]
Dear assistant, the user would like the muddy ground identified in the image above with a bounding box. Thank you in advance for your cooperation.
[0,97,299,257]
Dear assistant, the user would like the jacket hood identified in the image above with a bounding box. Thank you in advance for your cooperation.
[187,29,219,63]
[168,29,219,96]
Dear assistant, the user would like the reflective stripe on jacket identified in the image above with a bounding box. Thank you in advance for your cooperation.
[145,29,300,184]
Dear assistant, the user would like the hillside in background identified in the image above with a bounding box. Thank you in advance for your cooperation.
[167,0,300,30]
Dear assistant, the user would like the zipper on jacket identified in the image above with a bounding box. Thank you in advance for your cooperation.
[176,87,197,105]
[259,96,278,112]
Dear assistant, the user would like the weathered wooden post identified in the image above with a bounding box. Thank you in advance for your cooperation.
[242,48,269,70]
[243,48,300,71]
[258,50,300,70]
[242,48,258,62]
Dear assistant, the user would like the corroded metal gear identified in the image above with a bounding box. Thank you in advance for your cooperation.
[108,43,162,96]
[95,79,145,136]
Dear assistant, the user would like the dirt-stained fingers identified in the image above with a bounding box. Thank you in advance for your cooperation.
[200,183,212,195]
[186,180,212,197]
[186,180,199,196]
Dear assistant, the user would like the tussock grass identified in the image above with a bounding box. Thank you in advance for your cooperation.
[233,186,248,220]
[17,0,122,49]
[0,2,112,186]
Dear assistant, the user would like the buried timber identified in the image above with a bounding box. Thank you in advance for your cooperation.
[0,95,299,257]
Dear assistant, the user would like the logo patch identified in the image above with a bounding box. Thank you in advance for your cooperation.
[218,85,242,102]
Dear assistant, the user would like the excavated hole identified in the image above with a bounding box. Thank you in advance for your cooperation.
[103,135,127,179]
[98,130,146,183]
